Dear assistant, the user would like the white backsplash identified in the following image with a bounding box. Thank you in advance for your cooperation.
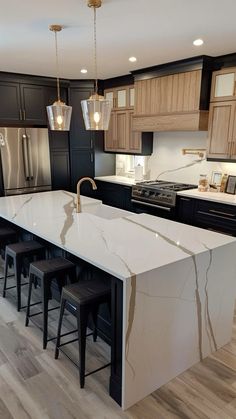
[116,131,236,184]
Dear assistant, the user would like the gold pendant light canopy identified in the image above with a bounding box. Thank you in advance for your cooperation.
[81,0,112,131]
[47,25,72,131]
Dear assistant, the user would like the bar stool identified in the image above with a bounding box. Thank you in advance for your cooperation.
[25,257,77,349]
[0,226,18,256]
[3,240,45,311]
[55,279,111,388]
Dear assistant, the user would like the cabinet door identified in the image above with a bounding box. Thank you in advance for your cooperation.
[70,150,94,194]
[104,111,127,152]
[211,68,236,102]
[177,196,195,225]
[20,84,47,125]
[116,111,128,150]
[69,87,93,150]
[50,151,70,190]
[127,110,141,153]
[105,90,115,109]
[116,88,127,109]
[207,101,235,159]
[104,112,117,150]
[0,82,21,123]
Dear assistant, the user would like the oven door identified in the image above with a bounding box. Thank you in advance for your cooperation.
[131,199,176,219]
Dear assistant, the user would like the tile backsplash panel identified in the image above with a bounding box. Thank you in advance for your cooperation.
[116,132,236,184]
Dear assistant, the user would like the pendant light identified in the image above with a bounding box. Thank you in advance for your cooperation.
[81,0,112,131]
[47,25,72,131]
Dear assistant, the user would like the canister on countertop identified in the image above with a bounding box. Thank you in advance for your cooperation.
[198,174,209,192]
[134,164,143,181]
[220,173,228,193]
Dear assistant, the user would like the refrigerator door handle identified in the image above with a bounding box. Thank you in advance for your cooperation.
[22,134,30,181]
[26,134,34,180]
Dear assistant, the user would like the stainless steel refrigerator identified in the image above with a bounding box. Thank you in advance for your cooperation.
[0,127,51,195]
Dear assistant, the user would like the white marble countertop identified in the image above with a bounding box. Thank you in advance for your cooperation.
[95,175,136,186]
[0,190,234,282]
[178,189,236,206]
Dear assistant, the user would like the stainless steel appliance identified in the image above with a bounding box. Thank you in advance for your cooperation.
[132,180,197,218]
[0,127,51,195]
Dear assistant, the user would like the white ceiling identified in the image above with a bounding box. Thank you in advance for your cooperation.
[1,0,236,80]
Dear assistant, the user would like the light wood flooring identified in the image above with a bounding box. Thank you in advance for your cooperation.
[1,272,236,418]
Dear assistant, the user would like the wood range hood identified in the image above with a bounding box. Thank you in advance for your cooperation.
[131,56,215,133]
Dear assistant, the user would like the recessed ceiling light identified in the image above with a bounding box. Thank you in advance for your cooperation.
[129,56,137,63]
[80,68,88,74]
[193,39,204,46]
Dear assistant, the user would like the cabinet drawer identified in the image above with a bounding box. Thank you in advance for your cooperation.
[195,200,236,234]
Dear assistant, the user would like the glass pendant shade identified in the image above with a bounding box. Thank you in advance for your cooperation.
[81,94,112,131]
[47,100,72,131]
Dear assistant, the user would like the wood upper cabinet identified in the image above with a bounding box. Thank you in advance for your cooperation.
[207,101,236,159]
[104,84,153,154]
[134,70,202,115]
[105,85,134,110]
[211,68,236,102]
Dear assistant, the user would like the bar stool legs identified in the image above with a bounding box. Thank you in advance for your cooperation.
[55,297,66,360]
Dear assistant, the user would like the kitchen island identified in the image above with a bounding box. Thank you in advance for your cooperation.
[0,190,235,410]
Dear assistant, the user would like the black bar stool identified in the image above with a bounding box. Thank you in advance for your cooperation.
[25,257,77,349]
[55,279,111,388]
[0,226,18,278]
[3,240,45,311]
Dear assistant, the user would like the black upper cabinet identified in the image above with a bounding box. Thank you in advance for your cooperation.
[70,87,93,150]
[0,82,21,123]
[20,84,47,125]
[0,80,48,126]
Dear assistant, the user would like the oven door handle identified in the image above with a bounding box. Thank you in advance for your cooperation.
[131,199,171,211]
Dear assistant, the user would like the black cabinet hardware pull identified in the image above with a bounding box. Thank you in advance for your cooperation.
[131,199,171,211]
[197,210,236,222]
[180,197,191,201]
[209,209,235,217]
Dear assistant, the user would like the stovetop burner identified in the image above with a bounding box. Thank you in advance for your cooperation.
[132,180,197,209]
[136,180,196,191]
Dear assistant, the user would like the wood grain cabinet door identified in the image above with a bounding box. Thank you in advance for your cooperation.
[207,101,235,159]
[104,111,117,151]
[229,105,236,159]
[211,68,236,102]
[116,110,128,150]
[127,110,141,153]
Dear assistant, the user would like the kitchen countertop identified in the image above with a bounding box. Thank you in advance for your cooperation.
[0,190,236,409]
[95,175,136,186]
[0,190,234,281]
[178,189,236,205]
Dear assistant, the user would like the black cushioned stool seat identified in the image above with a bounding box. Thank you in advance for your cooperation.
[55,279,111,388]
[25,257,77,349]
[3,240,45,311]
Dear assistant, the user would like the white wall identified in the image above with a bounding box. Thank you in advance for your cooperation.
[116,132,236,184]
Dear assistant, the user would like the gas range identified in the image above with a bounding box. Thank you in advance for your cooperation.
[131,180,196,210]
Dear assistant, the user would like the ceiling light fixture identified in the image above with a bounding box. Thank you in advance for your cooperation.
[129,56,137,62]
[81,0,112,131]
[47,25,72,131]
[81,69,88,74]
[193,38,204,46]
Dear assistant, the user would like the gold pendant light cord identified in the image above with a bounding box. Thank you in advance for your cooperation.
[93,6,98,95]
[54,30,61,102]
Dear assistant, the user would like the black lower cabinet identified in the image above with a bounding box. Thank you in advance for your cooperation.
[177,196,196,225]
[95,181,136,212]
[177,196,236,236]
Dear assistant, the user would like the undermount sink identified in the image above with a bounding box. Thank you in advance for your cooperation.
[80,203,133,220]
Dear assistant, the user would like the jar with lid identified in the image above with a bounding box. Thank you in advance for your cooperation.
[198,174,209,192]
